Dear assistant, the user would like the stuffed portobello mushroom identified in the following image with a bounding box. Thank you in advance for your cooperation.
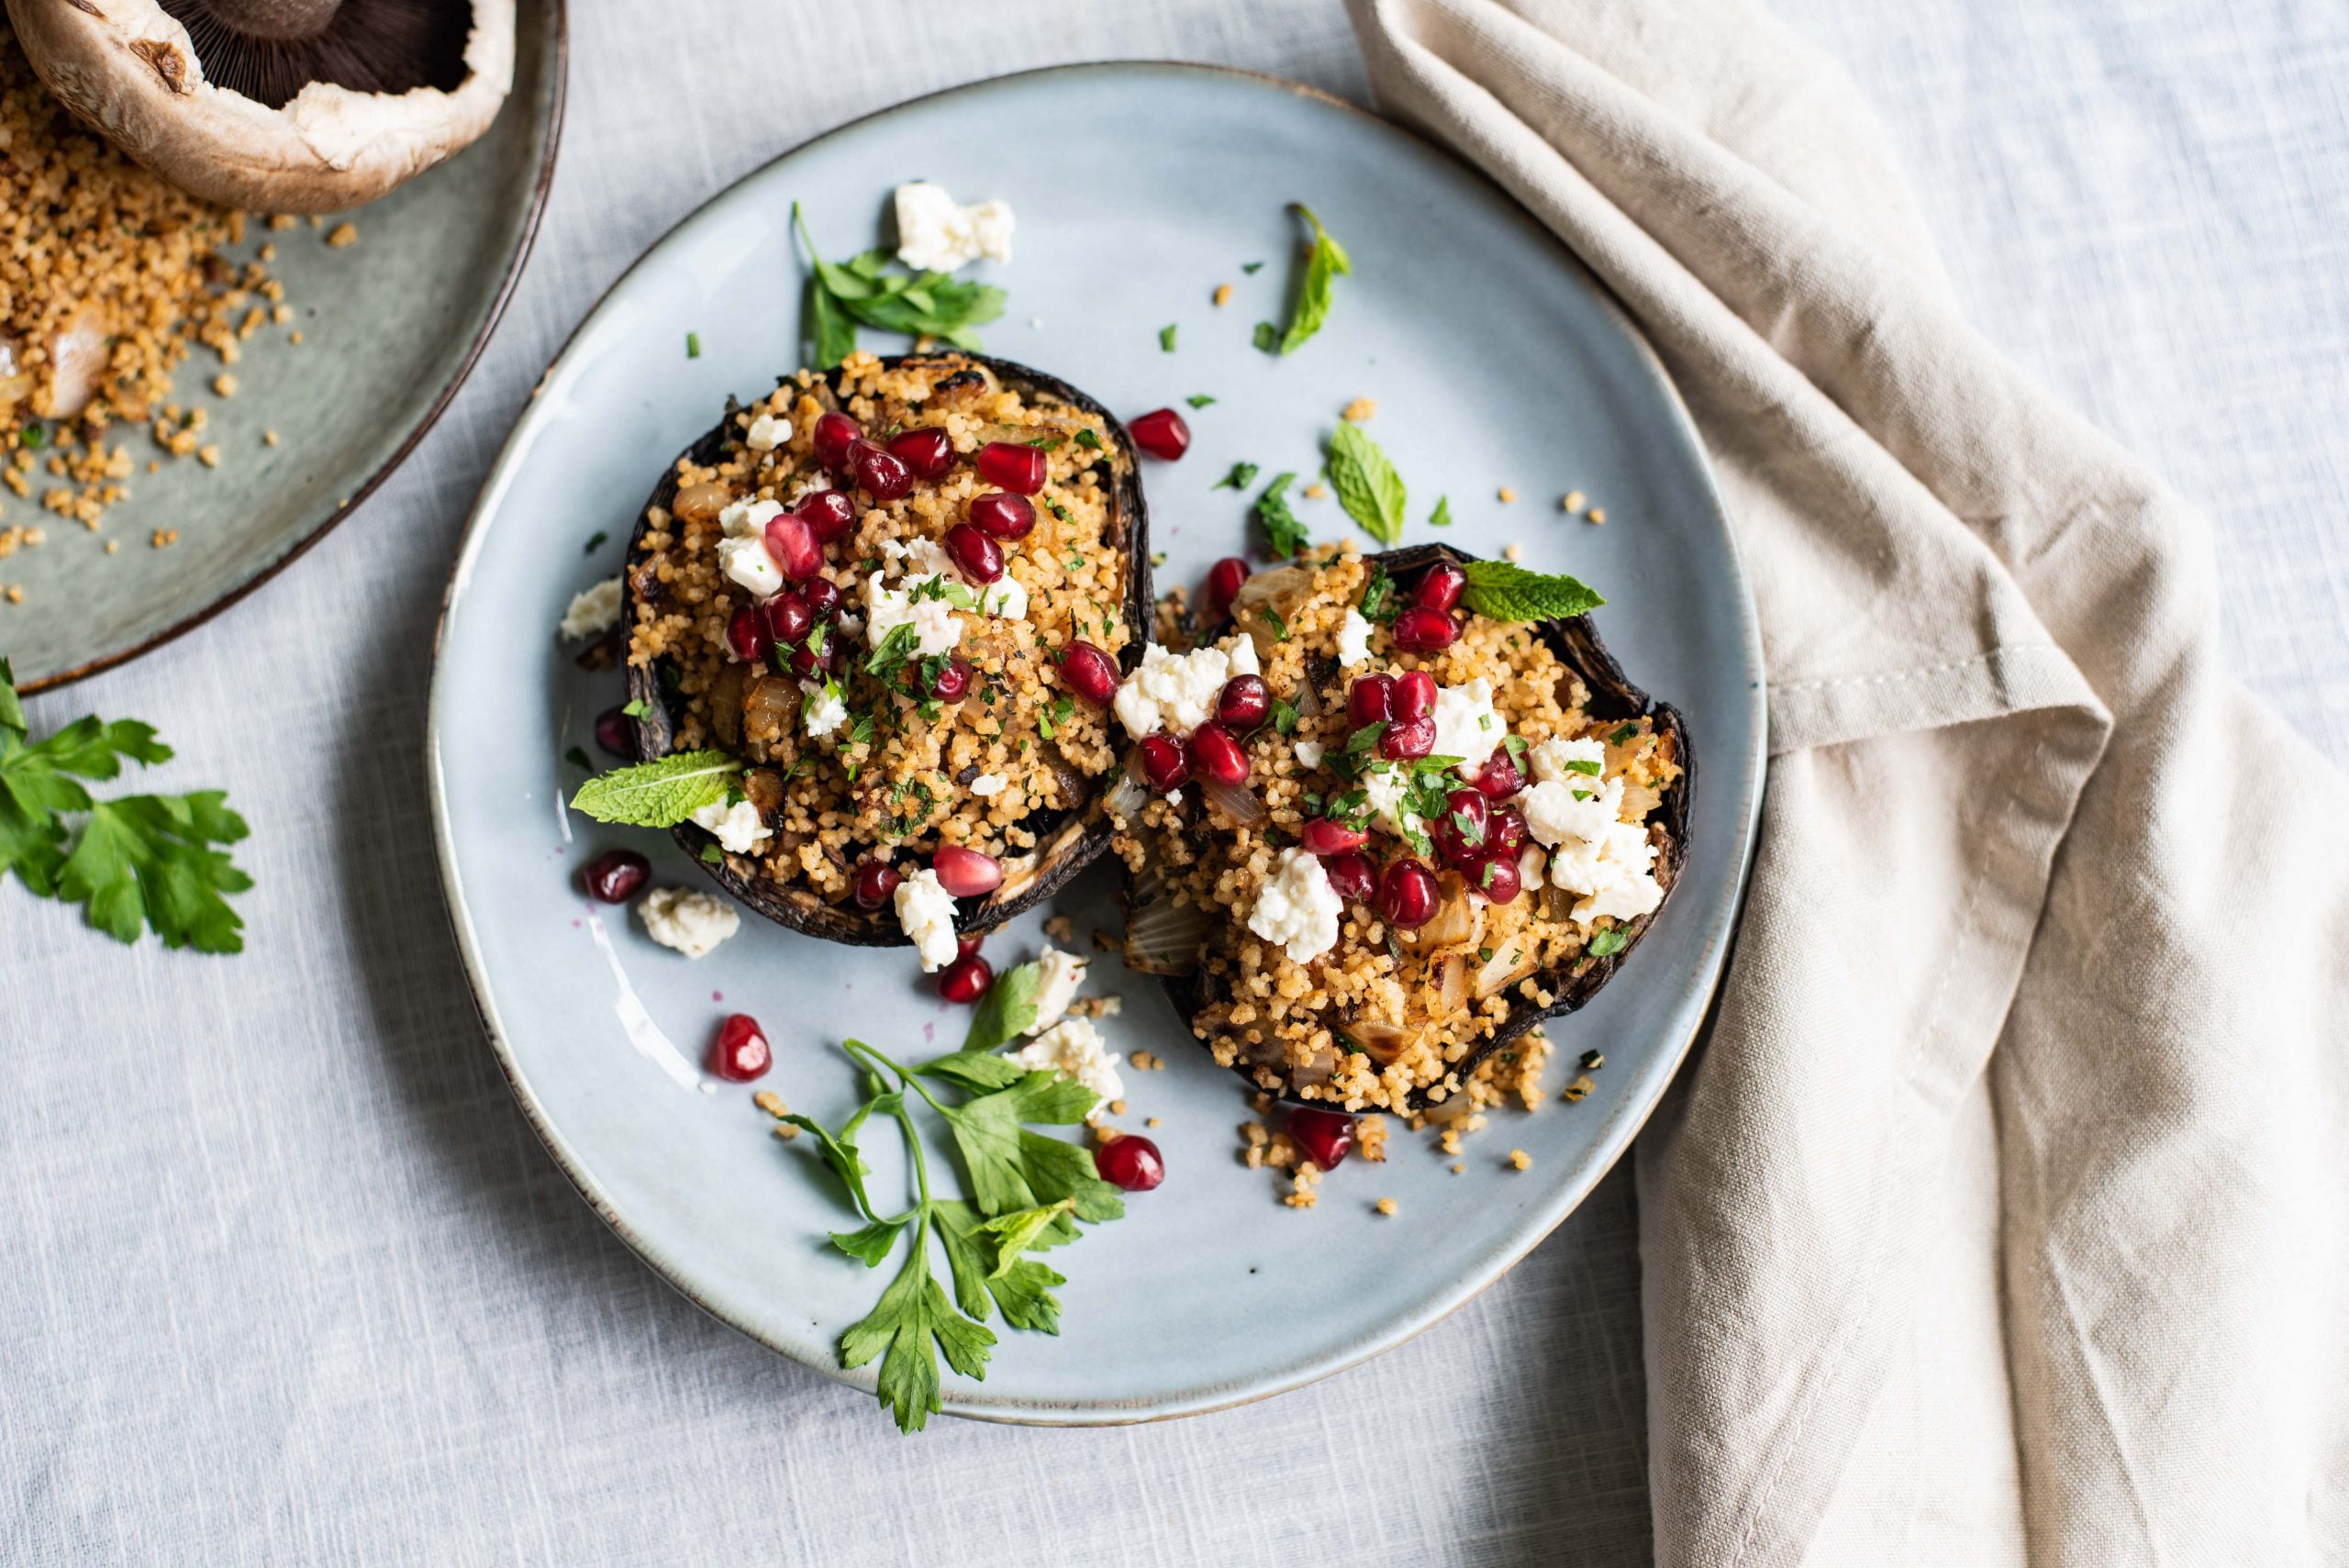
[1108,543,1689,1113]
[618,350,1152,966]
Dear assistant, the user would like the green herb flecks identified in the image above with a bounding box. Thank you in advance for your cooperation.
[1159,323,1178,352]
[793,204,1007,369]
[1327,424,1407,545]
[1186,394,1217,409]
[1587,927,1629,958]
[569,750,739,828]
[1254,471,1308,558]
[1252,320,1278,353]
[1074,428,1103,451]
[1213,462,1259,493]
[584,529,608,554]
[1428,496,1453,528]
[1276,204,1352,355]
[1458,560,1606,622]
[685,332,702,360]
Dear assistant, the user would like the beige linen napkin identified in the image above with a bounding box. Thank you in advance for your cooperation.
[1344,1,2349,1561]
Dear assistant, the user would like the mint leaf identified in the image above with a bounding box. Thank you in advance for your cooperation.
[569,750,738,828]
[1254,471,1308,558]
[1277,204,1352,355]
[1327,424,1406,545]
[1459,560,1606,622]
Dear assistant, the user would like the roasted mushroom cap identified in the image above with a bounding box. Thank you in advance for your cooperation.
[1149,542,1694,1111]
[6,0,513,212]
[624,352,1153,949]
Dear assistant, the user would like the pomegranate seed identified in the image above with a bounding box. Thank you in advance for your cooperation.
[927,657,973,703]
[852,860,901,910]
[931,845,1004,898]
[1060,640,1119,706]
[886,426,956,480]
[1392,605,1459,652]
[726,604,771,662]
[763,513,822,580]
[796,488,858,544]
[938,951,994,1004]
[1137,734,1190,793]
[787,635,843,677]
[711,1013,773,1082]
[799,576,842,621]
[1469,851,1524,905]
[1204,556,1249,621]
[1216,674,1272,733]
[593,706,633,757]
[581,849,650,904]
[1379,716,1436,761]
[1188,723,1249,785]
[1300,817,1368,856]
[1347,673,1394,728]
[850,439,913,502]
[762,590,811,648]
[1096,1133,1166,1192]
[1431,787,1490,867]
[1288,1106,1354,1170]
[943,522,1006,584]
[1475,748,1525,801]
[1392,669,1437,721]
[1377,858,1441,929]
[974,440,1047,494]
[957,932,984,959]
[967,491,1036,540]
[1127,408,1191,461]
[1488,804,1530,855]
[1415,562,1467,612]
[811,411,861,471]
[1320,851,1375,903]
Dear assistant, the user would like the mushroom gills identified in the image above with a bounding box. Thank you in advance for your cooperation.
[160,0,469,107]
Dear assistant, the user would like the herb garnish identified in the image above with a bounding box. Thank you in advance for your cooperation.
[1074,428,1103,451]
[1327,424,1407,545]
[583,529,608,554]
[1428,496,1453,528]
[1159,323,1178,352]
[1252,321,1278,353]
[563,746,593,772]
[1275,204,1351,355]
[685,332,702,360]
[784,1034,1124,1432]
[1254,471,1308,558]
[1457,560,1606,622]
[570,750,739,828]
[1357,563,1400,624]
[1609,722,1640,746]
[792,204,1007,368]
[0,659,252,953]
[622,698,651,719]
[1186,394,1217,409]
[1587,928,1629,958]
[865,621,922,679]
[1213,462,1259,492]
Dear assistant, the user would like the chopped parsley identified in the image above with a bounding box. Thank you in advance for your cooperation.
[1074,428,1103,450]
[1252,320,1278,353]
[1214,461,1259,492]
[583,529,608,554]
[564,746,593,772]
[1159,323,1179,352]
[685,332,702,359]
[1609,723,1641,746]
[1428,495,1453,528]
[1255,471,1308,558]
[1587,928,1629,958]
[1186,394,1217,408]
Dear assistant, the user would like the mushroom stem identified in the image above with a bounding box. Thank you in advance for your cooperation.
[189,0,344,41]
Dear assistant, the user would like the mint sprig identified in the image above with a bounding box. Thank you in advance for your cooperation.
[1459,560,1607,622]
[568,750,739,828]
[1278,203,1352,355]
[1327,423,1406,546]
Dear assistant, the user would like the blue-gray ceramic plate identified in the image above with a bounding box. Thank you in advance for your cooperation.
[429,63,1763,1425]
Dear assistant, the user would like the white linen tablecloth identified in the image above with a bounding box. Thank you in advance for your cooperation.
[4,3,2342,1563]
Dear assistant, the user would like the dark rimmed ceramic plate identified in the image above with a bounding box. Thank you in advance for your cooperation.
[429,62,1764,1426]
[7,0,565,694]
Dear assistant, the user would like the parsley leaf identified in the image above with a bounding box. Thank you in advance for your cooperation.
[569,750,739,828]
[1588,927,1630,958]
[1357,564,1397,624]
[1327,424,1408,545]
[685,332,701,360]
[1277,204,1352,355]
[958,958,1044,1053]
[1186,394,1217,408]
[1254,471,1308,558]
[583,529,608,553]
[1252,320,1278,353]
[1428,495,1453,528]
[864,620,922,679]
[1214,461,1259,492]
[941,1072,1123,1221]
[838,1213,995,1433]
[1459,560,1607,622]
[1159,323,1178,352]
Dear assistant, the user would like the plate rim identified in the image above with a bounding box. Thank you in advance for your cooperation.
[426,59,1765,1426]
[19,0,572,696]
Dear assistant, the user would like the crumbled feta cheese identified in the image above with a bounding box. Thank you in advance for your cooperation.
[717,535,783,600]
[864,573,963,658]
[879,535,954,578]
[800,679,847,738]
[1431,677,1503,773]
[1245,847,1342,964]
[893,181,1016,273]
[976,573,1028,620]
[1027,946,1088,1033]
[1336,608,1375,667]
[559,577,622,640]
[1294,740,1326,769]
[1528,735,1608,784]
[718,497,784,539]
[1112,637,1257,739]
[1361,763,1423,841]
[745,413,791,451]
[634,886,740,959]
[690,796,772,855]
[1553,820,1665,924]
[1516,743,1664,924]
[894,868,960,972]
[969,772,1008,796]
[1008,1018,1123,1110]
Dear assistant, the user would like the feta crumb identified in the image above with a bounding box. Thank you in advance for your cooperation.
[800,679,848,738]
[879,535,953,577]
[690,796,772,855]
[1431,676,1503,773]
[1112,636,1257,739]
[1245,847,1342,964]
[635,886,740,959]
[1528,735,1608,784]
[1336,607,1375,667]
[864,573,963,658]
[1361,763,1422,841]
[977,573,1029,620]
[893,182,1017,273]
[559,577,622,640]
[894,868,960,972]
[718,497,784,539]
[1027,946,1088,1033]
[969,772,1008,796]
[1008,1018,1123,1111]
[1516,741,1664,924]
[717,535,783,600]
[745,413,792,451]
[1294,740,1326,769]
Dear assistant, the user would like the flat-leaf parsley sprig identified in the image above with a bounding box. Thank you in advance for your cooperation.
[0,657,252,952]
[784,1029,1124,1433]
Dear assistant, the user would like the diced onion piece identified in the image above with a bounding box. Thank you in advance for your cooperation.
[1475,937,1540,998]
[1230,562,1314,643]
[672,480,731,522]
[1434,951,1467,1015]
[1346,1018,1418,1065]
[1199,775,1267,828]
[741,673,798,742]
[1417,874,1482,951]
[1124,893,1210,976]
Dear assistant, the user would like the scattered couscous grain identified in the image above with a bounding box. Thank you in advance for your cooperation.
[1503,541,1525,562]
[1508,1149,1531,1171]
[5,584,21,604]
[1497,485,1518,503]
[150,528,178,548]
[1451,1162,1464,1174]
[103,539,117,554]
[1212,284,1233,307]
[1302,482,1327,500]
[1144,1116,1161,1129]
[196,444,221,469]
[1108,1098,1128,1118]
[1374,1197,1397,1217]
[1341,397,1377,423]
[1043,914,1074,943]
[289,330,306,346]
[1564,490,1586,513]
[1130,1050,1163,1072]
[263,430,280,447]
[326,222,359,249]
[1587,507,1607,526]
[1562,1073,1595,1102]
[212,374,239,398]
